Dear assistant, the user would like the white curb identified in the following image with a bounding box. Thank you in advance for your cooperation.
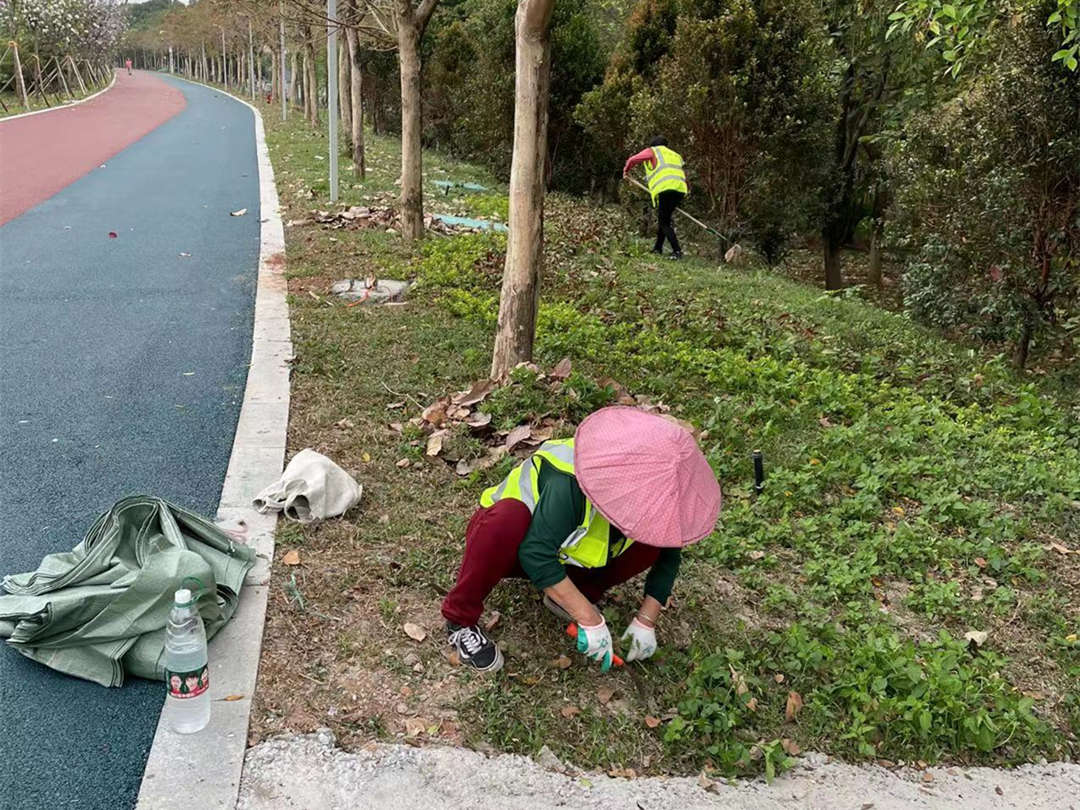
[0,69,118,122]
[136,78,290,810]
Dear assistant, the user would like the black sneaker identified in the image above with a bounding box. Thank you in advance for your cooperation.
[669,251,683,261]
[446,622,503,672]
[650,247,663,256]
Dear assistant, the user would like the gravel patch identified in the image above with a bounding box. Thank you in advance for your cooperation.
[238,730,1080,809]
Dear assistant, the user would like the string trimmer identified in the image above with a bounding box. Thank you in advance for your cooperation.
[625,176,732,247]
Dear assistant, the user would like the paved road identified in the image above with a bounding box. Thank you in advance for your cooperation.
[0,72,259,810]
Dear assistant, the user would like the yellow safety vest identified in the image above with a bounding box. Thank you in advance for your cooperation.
[480,438,633,568]
[644,146,688,206]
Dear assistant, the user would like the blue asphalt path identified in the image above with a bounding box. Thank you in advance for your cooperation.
[0,76,260,810]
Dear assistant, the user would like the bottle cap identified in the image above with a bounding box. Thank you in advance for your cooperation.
[174,588,193,606]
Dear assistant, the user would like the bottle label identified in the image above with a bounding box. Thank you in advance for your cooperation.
[166,665,209,699]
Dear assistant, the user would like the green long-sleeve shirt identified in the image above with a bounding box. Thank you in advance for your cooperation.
[517,460,681,603]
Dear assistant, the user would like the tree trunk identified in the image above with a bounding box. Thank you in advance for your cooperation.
[867,224,883,287]
[68,56,88,94]
[270,50,278,102]
[490,0,556,379]
[397,19,425,241]
[823,236,843,291]
[303,26,319,127]
[55,56,71,98]
[1015,317,1034,369]
[339,39,351,151]
[13,44,31,110]
[346,27,366,179]
[289,51,300,108]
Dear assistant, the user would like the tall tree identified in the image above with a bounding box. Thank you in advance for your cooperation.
[820,2,916,290]
[392,0,440,241]
[490,0,556,378]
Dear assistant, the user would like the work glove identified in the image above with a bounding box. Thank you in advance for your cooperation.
[620,618,657,663]
[576,618,613,672]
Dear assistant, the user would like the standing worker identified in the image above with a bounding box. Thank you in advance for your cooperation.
[624,137,688,260]
[441,406,722,673]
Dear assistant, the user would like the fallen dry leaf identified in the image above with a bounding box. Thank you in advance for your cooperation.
[403,622,427,642]
[466,411,492,429]
[453,379,495,407]
[223,694,245,702]
[785,691,804,721]
[596,686,615,705]
[1048,542,1073,555]
[335,418,354,428]
[781,738,801,755]
[505,424,533,451]
[230,208,247,217]
[964,629,988,647]
[426,429,448,457]
[560,705,581,719]
[730,664,748,696]
[698,771,714,790]
[746,696,759,712]
[922,772,934,783]
[455,446,507,476]
[282,549,301,566]
[484,611,502,631]
[422,401,447,426]
[388,422,404,433]
[644,715,662,729]
[774,673,785,683]
[554,655,572,670]
[404,717,428,738]
[748,550,765,560]
[973,557,987,568]
[818,416,833,428]
[448,650,461,667]
[550,357,573,380]
[362,452,371,463]
[396,458,411,468]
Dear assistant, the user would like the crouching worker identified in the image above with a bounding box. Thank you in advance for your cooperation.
[441,406,722,673]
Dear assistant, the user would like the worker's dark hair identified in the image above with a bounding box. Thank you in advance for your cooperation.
[650,136,668,147]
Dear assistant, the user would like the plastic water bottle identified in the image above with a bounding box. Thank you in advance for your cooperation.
[164,587,211,733]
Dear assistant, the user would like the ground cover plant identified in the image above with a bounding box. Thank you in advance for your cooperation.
[250,106,1079,782]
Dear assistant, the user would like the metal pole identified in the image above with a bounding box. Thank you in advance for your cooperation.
[221,28,228,90]
[327,0,339,203]
[248,19,255,100]
[280,4,287,121]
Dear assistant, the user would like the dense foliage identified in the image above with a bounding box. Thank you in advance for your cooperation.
[889,3,1080,369]
[106,0,1080,363]
[580,0,837,260]
[423,0,620,193]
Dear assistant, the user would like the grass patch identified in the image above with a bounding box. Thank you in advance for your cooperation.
[249,102,1080,780]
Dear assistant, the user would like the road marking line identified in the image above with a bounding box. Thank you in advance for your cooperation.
[136,76,290,810]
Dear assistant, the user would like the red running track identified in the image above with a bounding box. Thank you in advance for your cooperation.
[0,70,186,226]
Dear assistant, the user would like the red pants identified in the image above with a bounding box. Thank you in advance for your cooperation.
[441,499,661,626]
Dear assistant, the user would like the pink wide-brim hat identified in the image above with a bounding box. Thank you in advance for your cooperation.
[574,406,722,548]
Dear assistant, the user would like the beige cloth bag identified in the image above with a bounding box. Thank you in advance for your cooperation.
[253,449,362,523]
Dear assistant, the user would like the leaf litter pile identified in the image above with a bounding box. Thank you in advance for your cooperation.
[286,205,499,237]
[397,357,700,477]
